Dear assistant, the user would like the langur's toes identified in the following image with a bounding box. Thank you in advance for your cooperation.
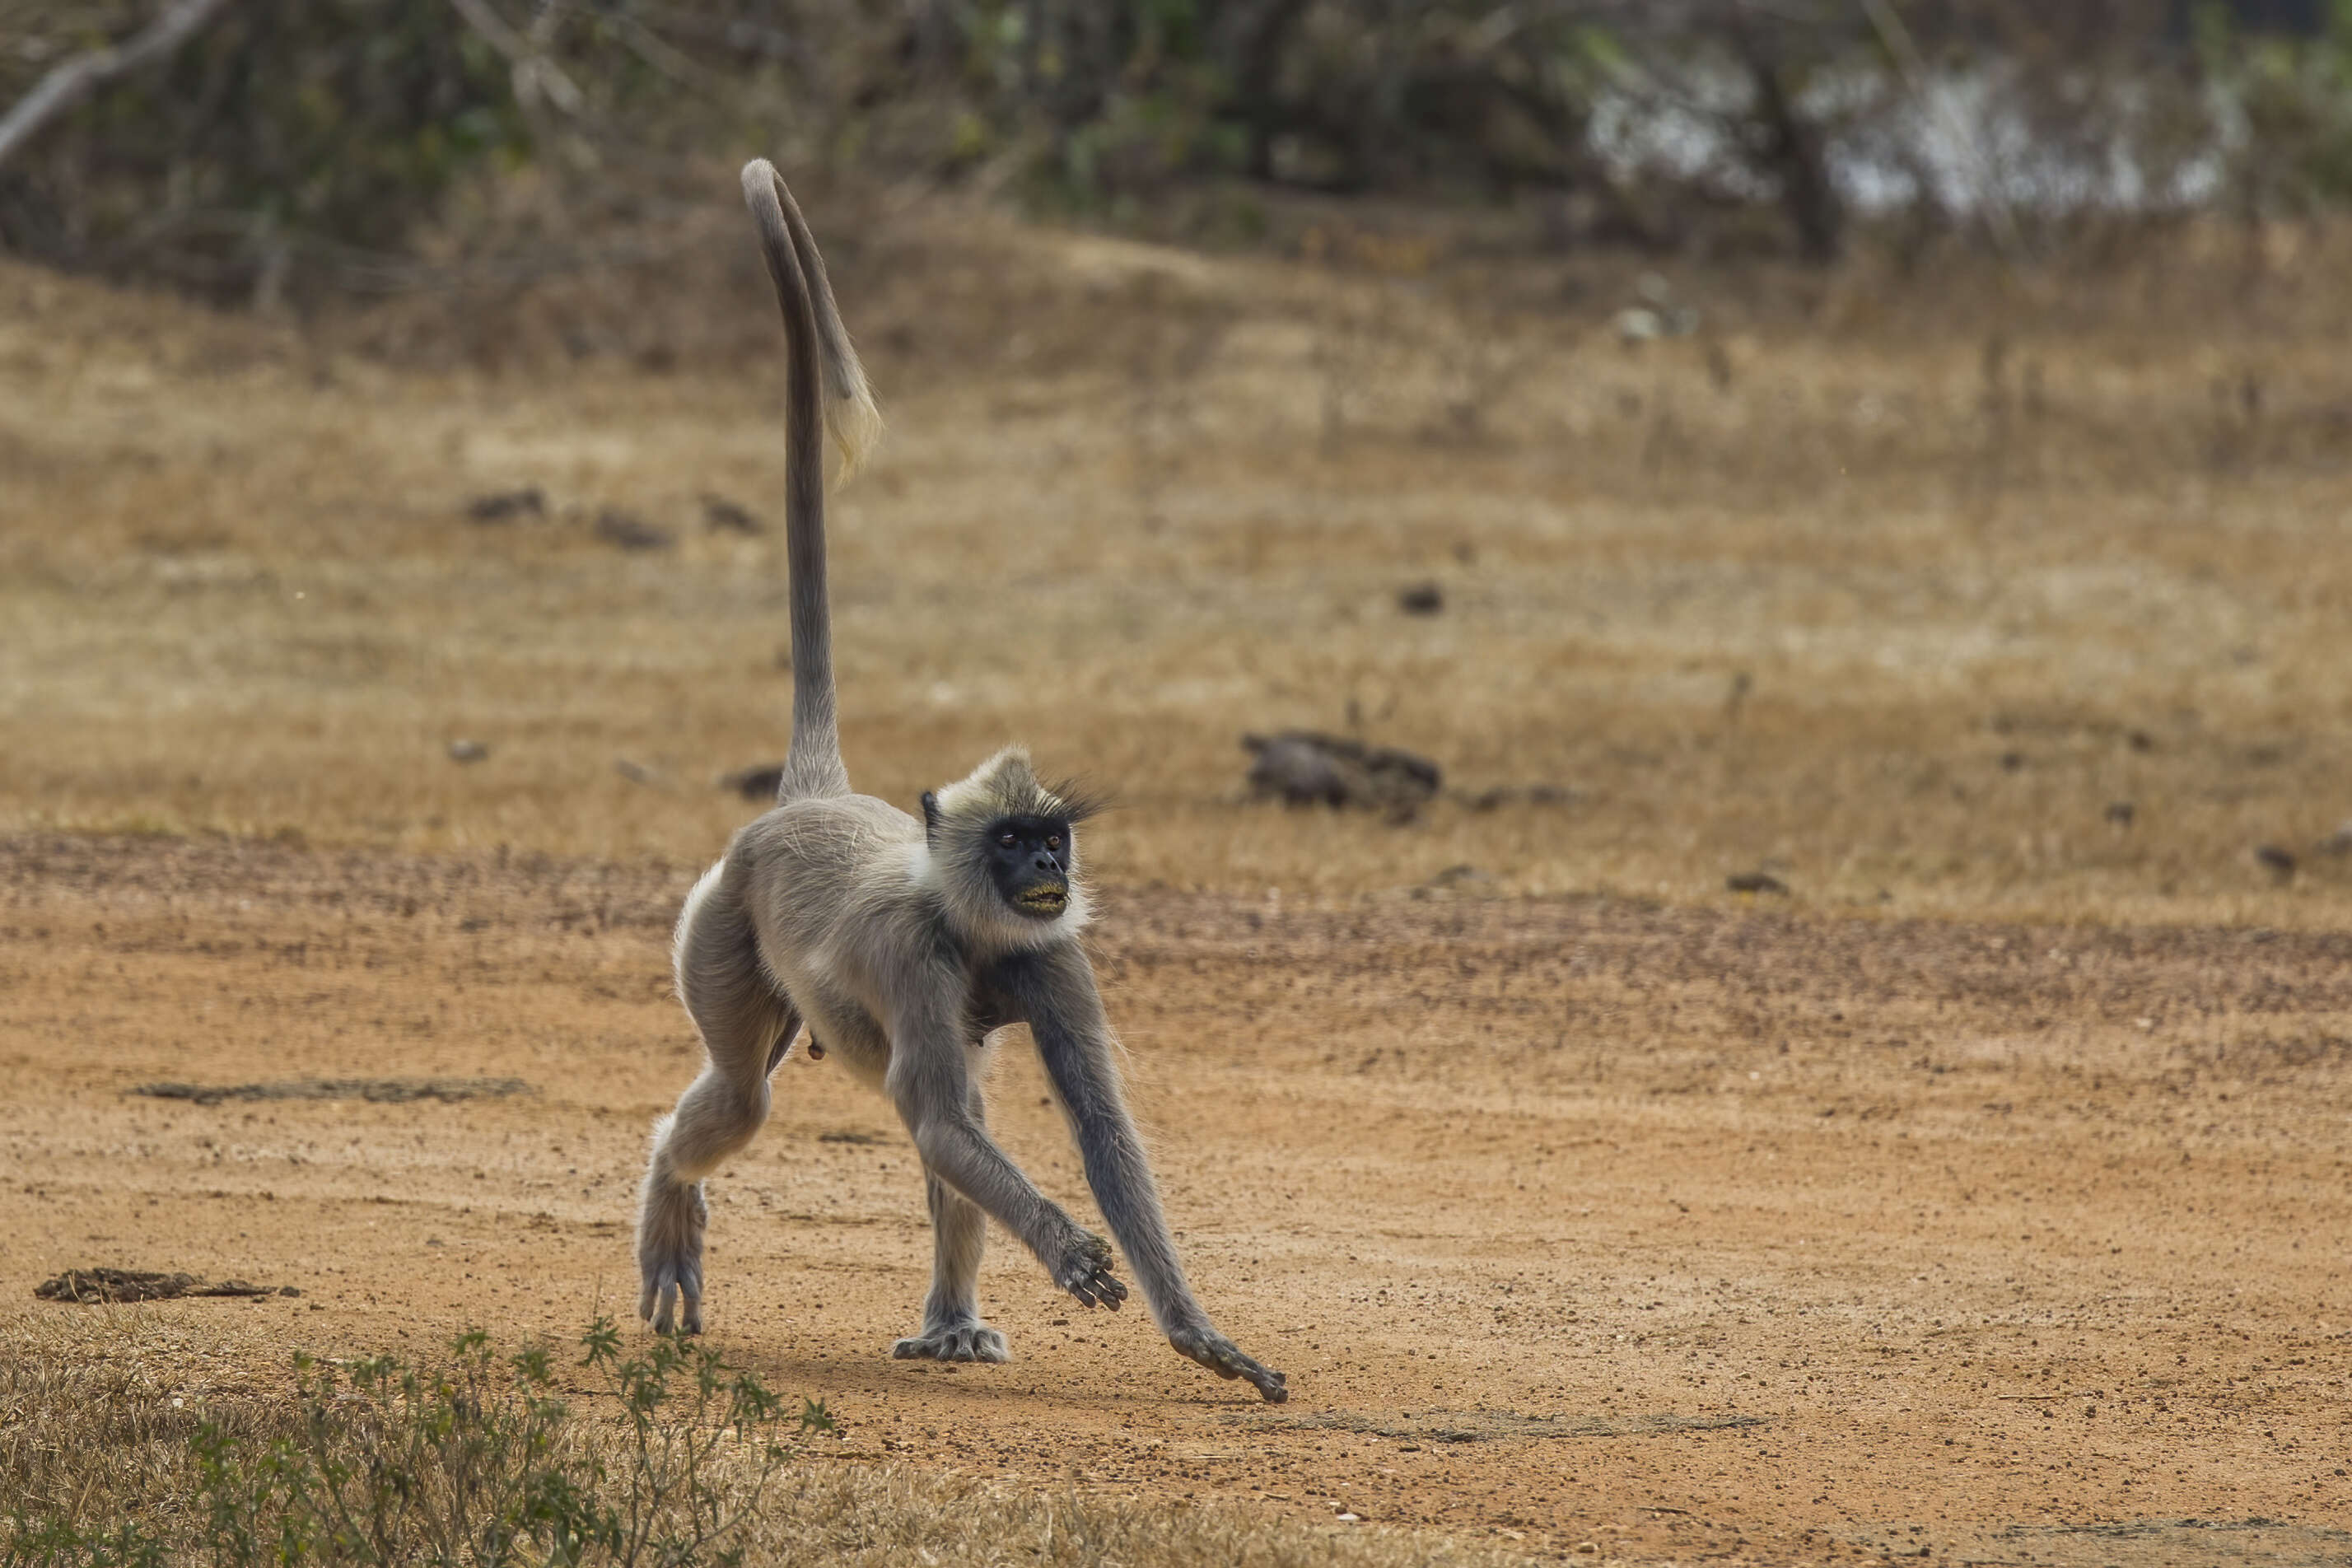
[893,1323,1010,1363]
[1173,1328,1286,1400]
[642,1265,703,1337]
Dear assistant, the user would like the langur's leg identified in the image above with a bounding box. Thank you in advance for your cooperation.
[638,865,796,1335]
[894,1067,1008,1363]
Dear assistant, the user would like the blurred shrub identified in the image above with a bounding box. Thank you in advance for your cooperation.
[3,0,2352,302]
[0,0,530,302]
[2200,0,2352,215]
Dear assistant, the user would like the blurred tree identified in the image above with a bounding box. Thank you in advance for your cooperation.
[0,0,530,303]
[3,0,2350,303]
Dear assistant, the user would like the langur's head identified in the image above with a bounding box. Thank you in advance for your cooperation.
[921,748,1100,945]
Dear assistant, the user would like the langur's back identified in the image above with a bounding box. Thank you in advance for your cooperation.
[733,794,927,948]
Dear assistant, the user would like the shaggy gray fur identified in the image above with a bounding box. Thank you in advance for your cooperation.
[633,161,1286,1402]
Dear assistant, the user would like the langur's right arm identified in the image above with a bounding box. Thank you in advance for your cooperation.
[884,975,1127,1310]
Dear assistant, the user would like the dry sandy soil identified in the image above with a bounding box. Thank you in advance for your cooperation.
[2,214,2351,1564]
[3,833,2348,1566]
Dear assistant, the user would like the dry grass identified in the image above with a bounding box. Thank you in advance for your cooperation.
[0,1314,1523,1567]
[3,207,2352,935]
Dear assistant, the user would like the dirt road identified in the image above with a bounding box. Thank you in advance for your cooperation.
[4,832,2346,1564]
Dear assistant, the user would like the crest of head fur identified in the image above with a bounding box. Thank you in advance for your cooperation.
[920,747,1100,952]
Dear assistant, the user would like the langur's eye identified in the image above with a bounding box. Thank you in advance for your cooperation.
[998,832,1016,847]
[1047,835,1062,850]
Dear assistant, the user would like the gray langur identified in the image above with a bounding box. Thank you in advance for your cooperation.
[633,160,1287,1403]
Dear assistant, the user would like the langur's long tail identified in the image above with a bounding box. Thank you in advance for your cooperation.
[740,159,883,802]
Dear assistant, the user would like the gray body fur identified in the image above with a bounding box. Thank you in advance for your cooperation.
[634,160,1286,1403]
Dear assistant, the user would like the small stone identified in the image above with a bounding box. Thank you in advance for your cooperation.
[702,492,763,534]
[1612,306,1664,343]
[446,740,489,763]
[2104,800,2135,827]
[594,510,674,551]
[1241,731,1440,812]
[1726,871,1789,895]
[720,763,786,800]
[2255,843,2297,877]
[465,488,544,522]
[1397,581,1444,615]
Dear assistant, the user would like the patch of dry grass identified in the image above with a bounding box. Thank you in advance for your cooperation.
[2,212,2350,929]
[0,1314,1525,1567]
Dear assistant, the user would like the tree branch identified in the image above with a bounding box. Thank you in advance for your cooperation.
[446,0,586,116]
[0,0,239,170]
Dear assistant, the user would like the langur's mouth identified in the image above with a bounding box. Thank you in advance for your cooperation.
[1015,884,1069,916]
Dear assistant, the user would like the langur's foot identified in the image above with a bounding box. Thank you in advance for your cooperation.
[636,1175,708,1336]
[892,1319,1010,1363]
[1052,1229,1127,1311]
[1171,1325,1288,1403]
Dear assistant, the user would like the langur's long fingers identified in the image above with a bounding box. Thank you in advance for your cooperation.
[1174,1328,1288,1402]
[1081,1263,1126,1309]
[1057,1231,1122,1309]
[1064,1267,1121,1310]
[649,1272,679,1334]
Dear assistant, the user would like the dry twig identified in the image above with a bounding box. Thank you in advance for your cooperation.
[0,0,238,168]
[446,0,586,114]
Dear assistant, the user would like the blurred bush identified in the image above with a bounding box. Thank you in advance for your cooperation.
[3,0,2351,305]
[0,0,530,301]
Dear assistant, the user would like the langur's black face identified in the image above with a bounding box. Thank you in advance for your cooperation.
[985,815,1072,918]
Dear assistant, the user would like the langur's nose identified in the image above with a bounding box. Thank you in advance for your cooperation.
[1031,853,1059,874]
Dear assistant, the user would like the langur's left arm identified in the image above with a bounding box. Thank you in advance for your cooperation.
[995,943,1288,1403]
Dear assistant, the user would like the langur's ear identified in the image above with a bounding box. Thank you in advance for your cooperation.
[920,791,941,845]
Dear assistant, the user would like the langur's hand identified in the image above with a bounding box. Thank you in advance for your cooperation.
[1172,1325,1288,1403]
[1055,1229,1128,1310]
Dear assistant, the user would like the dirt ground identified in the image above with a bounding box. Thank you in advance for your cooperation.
[3,215,2352,1563]
[3,833,2348,1565]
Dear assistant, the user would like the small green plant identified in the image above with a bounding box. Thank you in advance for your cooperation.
[10,1320,825,1568]
[1,1518,169,1568]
